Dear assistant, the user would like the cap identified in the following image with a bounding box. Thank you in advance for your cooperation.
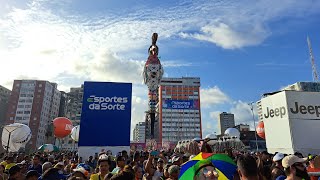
[73,167,89,177]
[26,170,40,178]
[98,154,109,164]
[282,155,307,168]
[8,165,21,176]
[157,158,164,163]
[273,153,285,162]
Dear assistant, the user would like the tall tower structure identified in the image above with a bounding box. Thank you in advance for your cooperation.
[143,33,164,141]
[307,36,319,82]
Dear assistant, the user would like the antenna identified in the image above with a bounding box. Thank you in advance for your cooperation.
[307,36,319,82]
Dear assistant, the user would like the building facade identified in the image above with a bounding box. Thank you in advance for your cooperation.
[0,85,11,152]
[234,124,250,132]
[0,85,11,126]
[133,122,146,143]
[157,77,202,145]
[57,85,83,151]
[5,80,61,151]
[218,112,235,135]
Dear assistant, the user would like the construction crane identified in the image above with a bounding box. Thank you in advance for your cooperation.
[307,36,319,82]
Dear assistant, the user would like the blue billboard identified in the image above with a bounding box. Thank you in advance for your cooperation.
[162,100,199,110]
[78,82,132,147]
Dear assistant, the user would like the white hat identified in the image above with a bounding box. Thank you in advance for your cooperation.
[273,153,284,162]
[282,155,307,168]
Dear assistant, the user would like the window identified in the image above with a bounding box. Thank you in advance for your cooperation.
[10,117,14,120]
[18,105,24,108]
[38,89,41,93]
[39,84,42,87]
[17,111,23,114]
[24,111,31,114]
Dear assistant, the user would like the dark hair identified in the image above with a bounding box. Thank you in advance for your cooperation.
[33,154,41,159]
[237,155,258,178]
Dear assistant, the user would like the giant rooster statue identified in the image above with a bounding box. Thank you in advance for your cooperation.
[143,33,164,139]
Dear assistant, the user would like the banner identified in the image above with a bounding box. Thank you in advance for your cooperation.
[79,82,132,147]
[162,100,199,110]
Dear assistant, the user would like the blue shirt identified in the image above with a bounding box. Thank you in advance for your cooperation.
[28,164,42,174]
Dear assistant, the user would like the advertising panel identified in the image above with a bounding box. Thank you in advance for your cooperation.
[286,91,320,120]
[162,100,199,110]
[261,91,294,154]
[78,81,132,159]
[261,91,320,154]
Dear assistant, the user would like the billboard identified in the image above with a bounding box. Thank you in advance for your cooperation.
[78,82,132,158]
[162,100,199,110]
[261,91,320,155]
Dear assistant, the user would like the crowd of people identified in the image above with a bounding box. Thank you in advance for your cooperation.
[0,141,320,180]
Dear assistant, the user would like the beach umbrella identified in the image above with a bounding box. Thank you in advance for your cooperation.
[179,153,237,180]
[38,144,59,152]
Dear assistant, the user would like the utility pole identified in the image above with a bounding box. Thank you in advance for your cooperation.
[248,102,259,152]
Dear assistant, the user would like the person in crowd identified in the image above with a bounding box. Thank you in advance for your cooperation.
[306,155,320,180]
[257,155,272,180]
[48,155,55,164]
[42,162,52,174]
[8,165,25,180]
[5,156,16,171]
[237,154,259,180]
[167,165,180,180]
[40,167,66,180]
[111,156,126,174]
[28,154,42,174]
[25,170,41,180]
[145,153,164,179]
[271,152,286,180]
[88,156,95,169]
[0,164,8,180]
[110,165,134,180]
[103,173,114,180]
[282,155,310,180]
[171,156,182,167]
[133,165,143,180]
[70,167,88,180]
[90,154,111,180]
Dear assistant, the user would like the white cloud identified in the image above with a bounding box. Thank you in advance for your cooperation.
[209,111,221,121]
[200,86,230,108]
[230,101,258,130]
[181,23,269,49]
[131,95,148,140]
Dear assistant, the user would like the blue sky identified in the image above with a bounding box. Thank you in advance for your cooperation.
[1,0,320,137]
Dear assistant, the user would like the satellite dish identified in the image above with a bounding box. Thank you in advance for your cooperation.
[2,123,31,152]
[205,133,217,145]
[224,128,240,138]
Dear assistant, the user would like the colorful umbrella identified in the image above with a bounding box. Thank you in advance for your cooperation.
[179,153,237,180]
[38,144,59,152]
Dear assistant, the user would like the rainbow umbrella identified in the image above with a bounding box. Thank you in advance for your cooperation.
[179,153,237,180]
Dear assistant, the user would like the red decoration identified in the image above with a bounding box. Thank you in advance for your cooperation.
[256,121,265,139]
[53,117,73,138]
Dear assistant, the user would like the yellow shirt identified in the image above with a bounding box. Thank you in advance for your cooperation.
[0,161,7,166]
[5,163,16,170]
[90,173,105,180]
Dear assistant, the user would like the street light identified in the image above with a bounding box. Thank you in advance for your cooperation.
[3,124,21,154]
[248,102,259,152]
